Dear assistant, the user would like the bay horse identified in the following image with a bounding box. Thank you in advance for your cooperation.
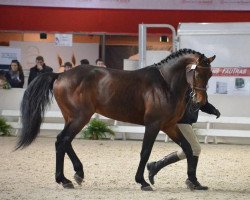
[16,49,215,191]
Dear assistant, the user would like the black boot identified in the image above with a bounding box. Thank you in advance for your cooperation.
[185,179,208,190]
[147,151,180,185]
[186,156,208,190]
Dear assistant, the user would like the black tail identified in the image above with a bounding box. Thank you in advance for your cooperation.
[16,72,59,150]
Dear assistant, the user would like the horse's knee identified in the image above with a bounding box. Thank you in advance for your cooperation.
[74,162,83,172]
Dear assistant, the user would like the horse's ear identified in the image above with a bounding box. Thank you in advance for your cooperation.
[57,55,63,66]
[72,54,76,66]
[208,55,216,63]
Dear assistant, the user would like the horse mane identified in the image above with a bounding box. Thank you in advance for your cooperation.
[154,48,204,67]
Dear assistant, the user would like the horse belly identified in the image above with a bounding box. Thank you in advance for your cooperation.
[96,103,145,125]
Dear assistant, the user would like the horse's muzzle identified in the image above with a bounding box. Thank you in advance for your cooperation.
[192,92,207,106]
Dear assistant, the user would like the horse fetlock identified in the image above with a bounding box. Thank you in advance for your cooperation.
[57,177,74,189]
[55,175,63,184]
[147,162,157,185]
[135,176,143,184]
[55,173,66,184]
[135,175,150,189]
[74,163,83,172]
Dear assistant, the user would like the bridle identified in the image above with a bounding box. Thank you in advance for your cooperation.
[187,62,211,104]
[156,59,211,99]
[185,64,211,112]
[188,59,211,87]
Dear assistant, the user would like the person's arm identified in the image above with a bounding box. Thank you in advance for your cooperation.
[19,72,25,88]
[28,69,34,85]
[200,102,220,118]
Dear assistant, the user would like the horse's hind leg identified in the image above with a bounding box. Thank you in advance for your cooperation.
[55,116,91,188]
[66,142,84,185]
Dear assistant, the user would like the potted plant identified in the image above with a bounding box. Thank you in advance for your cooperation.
[81,119,115,140]
[0,117,13,136]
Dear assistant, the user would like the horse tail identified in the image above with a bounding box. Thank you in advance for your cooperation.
[16,73,59,150]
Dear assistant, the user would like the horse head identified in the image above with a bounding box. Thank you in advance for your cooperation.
[186,54,215,105]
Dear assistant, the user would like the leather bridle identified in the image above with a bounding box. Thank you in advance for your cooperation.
[188,64,211,100]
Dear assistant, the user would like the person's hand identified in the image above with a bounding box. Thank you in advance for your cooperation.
[215,109,221,119]
[37,64,43,71]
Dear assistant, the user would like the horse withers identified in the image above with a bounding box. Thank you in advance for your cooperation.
[16,49,215,191]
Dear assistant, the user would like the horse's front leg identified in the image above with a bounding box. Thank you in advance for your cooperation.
[135,122,160,191]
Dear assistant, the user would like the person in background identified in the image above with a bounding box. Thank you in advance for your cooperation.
[28,56,53,85]
[147,89,220,190]
[80,59,89,65]
[5,60,24,88]
[63,62,73,72]
[96,58,106,68]
[0,70,9,89]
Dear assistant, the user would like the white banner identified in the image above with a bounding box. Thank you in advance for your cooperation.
[0,47,21,65]
[0,0,250,11]
[207,67,250,96]
[55,34,73,47]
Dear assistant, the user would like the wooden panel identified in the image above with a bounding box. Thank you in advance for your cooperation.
[0,32,23,42]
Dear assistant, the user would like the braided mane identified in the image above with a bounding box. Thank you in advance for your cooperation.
[155,48,204,67]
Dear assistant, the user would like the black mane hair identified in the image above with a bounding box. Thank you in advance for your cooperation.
[154,48,205,67]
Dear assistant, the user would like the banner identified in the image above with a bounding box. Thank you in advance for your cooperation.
[0,47,21,71]
[0,0,250,11]
[208,67,250,96]
[55,34,73,47]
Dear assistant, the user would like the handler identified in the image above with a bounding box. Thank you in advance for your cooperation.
[147,90,220,190]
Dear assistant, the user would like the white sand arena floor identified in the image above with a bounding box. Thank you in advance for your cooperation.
[0,137,249,200]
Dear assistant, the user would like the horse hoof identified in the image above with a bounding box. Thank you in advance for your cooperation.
[141,185,153,191]
[74,173,84,185]
[62,182,74,189]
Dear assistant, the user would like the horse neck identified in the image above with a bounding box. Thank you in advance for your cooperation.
[159,55,197,97]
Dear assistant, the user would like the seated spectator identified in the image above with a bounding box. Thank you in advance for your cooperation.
[28,56,53,85]
[80,59,89,65]
[0,70,11,89]
[63,62,73,72]
[5,60,24,88]
[96,58,106,68]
